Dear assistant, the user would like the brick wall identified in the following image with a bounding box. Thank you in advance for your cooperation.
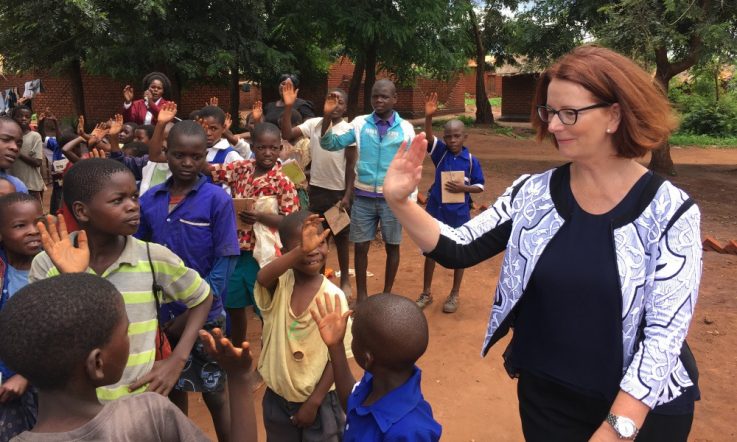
[462,68,502,99]
[1,59,467,127]
[500,74,537,122]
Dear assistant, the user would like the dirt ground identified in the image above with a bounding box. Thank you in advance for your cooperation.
[187,129,737,441]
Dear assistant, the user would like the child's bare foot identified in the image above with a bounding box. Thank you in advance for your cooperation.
[416,292,433,309]
[443,291,459,313]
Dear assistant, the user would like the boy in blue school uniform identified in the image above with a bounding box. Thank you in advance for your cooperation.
[136,120,240,442]
[320,79,415,304]
[416,93,484,313]
[311,292,441,441]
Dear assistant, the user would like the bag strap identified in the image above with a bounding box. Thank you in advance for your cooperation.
[145,241,166,356]
[211,146,235,164]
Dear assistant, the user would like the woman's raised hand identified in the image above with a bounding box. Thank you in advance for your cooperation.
[383,133,428,203]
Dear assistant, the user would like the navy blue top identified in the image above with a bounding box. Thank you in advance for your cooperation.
[344,366,441,442]
[136,174,240,322]
[509,171,653,401]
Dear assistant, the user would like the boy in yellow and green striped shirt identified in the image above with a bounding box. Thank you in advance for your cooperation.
[29,158,212,402]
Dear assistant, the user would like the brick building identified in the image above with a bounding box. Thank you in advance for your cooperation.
[0,57,469,125]
[499,73,538,122]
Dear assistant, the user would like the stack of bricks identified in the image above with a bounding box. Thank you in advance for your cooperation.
[702,237,737,255]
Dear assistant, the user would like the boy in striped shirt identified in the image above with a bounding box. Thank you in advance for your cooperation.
[29,158,213,402]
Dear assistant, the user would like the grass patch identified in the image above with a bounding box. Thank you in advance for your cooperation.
[669,133,737,148]
[464,97,502,108]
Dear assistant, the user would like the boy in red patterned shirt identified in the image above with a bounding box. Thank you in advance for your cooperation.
[211,122,299,345]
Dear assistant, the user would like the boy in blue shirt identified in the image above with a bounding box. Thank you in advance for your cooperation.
[0,116,29,194]
[311,292,441,441]
[416,93,484,313]
[136,120,240,441]
[320,79,415,304]
[0,192,43,440]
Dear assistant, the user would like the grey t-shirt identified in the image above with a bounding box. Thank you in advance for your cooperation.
[12,393,210,441]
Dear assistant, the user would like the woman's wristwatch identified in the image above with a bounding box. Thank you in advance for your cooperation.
[606,413,639,439]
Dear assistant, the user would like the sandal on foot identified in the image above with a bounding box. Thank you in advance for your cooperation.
[443,292,459,313]
[416,292,433,309]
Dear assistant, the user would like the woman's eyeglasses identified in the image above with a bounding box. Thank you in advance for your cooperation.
[537,103,611,125]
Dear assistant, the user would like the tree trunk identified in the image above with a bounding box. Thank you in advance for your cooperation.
[68,58,86,118]
[469,8,493,125]
[363,43,378,114]
[648,66,676,175]
[230,60,241,130]
[347,57,365,119]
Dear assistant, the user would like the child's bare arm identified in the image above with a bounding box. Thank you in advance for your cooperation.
[149,102,178,163]
[200,328,257,442]
[311,292,355,410]
[280,79,304,141]
[61,136,85,163]
[293,362,334,428]
[256,214,331,293]
[424,92,438,147]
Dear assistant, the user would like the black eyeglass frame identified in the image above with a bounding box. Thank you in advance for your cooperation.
[536,103,612,125]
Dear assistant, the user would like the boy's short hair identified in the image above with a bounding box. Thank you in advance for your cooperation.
[10,105,31,120]
[278,210,312,247]
[252,122,281,145]
[58,129,78,147]
[444,119,465,131]
[188,110,201,121]
[138,124,155,140]
[123,141,149,157]
[167,120,207,149]
[0,192,39,220]
[0,115,21,131]
[62,158,132,210]
[353,293,429,370]
[0,273,124,389]
[198,105,226,126]
[124,122,139,131]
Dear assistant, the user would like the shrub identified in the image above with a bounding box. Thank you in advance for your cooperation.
[679,98,737,137]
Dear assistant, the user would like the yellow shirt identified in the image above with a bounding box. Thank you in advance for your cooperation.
[254,270,353,402]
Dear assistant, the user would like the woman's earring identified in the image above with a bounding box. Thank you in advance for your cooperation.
[606,128,612,133]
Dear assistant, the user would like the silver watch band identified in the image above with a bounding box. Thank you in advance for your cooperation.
[606,413,639,440]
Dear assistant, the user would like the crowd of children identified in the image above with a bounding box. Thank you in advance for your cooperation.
[0,71,487,441]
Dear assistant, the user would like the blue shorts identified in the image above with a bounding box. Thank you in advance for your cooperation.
[349,196,402,245]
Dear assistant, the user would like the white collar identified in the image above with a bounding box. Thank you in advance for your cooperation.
[210,138,230,150]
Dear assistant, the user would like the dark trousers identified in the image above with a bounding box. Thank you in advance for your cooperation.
[262,387,345,442]
[517,371,693,442]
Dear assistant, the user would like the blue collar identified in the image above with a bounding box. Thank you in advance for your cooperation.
[372,112,397,127]
[155,173,209,195]
[452,146,471,160]
[349,366,423,433]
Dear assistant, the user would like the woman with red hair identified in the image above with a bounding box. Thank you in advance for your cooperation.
[384,45,701,441]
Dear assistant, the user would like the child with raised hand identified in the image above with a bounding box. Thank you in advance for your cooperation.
[320,79,415,304]
[311,292,442,441]
[9,107,44,201]
[210,122,300,346]
[0,192,43,440]
[0,272,259,442]
[136,120,241,441]
[416,92,485,313]
[281,79,357,297]
[29,159,214,403]
[254,211,352,441]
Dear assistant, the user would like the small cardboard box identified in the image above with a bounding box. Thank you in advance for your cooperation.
[441,171,466,204]
[324,204,351,235]
[233,198,255,229]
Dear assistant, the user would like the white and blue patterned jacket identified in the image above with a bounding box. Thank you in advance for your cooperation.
[428,164,702,409]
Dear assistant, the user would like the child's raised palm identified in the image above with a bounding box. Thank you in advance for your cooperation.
[425,92,438,116]
[37,215,90,274]
[282,79,298,107]
[310,292,351,347]
[301,214,330,254]
[251,101,263,122]
[323,93,340,115]
[108,114,124,136]
[123,85,134,103]
[158,102,178,124]
[224,112,232,131]
[77,115,86,137]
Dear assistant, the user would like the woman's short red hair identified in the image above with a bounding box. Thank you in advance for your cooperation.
[532,45,678,158]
